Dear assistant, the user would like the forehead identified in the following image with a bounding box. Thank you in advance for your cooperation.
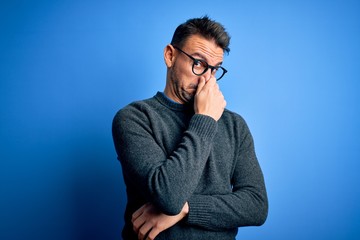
[182,34,224,63]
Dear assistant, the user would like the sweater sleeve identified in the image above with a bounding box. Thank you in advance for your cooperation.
[186,123,268,230]
[112,105,217,215]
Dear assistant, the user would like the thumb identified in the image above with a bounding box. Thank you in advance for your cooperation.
[196,78,206,95]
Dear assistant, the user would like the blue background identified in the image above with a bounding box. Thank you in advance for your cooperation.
[1,0,359,239]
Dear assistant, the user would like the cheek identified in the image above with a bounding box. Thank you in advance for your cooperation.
[174,60,193,77]
[171,60,198,88]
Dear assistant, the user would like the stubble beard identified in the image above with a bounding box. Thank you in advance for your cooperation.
[171,63,197,104]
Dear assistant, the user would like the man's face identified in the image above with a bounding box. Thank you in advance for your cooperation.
[165,34,224,104]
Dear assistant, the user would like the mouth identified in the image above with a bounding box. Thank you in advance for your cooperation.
[185,88,197,95]
[181,87,197,102]
[187,83,198,91]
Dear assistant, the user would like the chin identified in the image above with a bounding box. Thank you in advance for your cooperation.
[183,93,195,103]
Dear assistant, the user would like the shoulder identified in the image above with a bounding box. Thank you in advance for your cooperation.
[114,96,157,120]
[112,96,159,130]
[221,108,248,128]
[219,109,253,140]
[220,109,255,150]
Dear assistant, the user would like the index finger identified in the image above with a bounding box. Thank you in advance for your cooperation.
[196,78,206,95]
[202,76,217,91]
[132,203,148,222]
[147,227,162,240]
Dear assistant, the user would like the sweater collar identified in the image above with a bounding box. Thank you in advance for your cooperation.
[155,92,193,112]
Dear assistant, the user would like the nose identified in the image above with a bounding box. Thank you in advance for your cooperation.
[202,68,213,82]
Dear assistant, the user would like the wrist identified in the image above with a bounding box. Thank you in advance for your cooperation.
[182,202,189,216]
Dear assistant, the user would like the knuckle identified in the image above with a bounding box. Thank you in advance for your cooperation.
[139,229,146,237]
[154,222,164,230]
[148,231,157,240]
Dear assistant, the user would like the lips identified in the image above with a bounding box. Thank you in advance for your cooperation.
[187,84,198,91]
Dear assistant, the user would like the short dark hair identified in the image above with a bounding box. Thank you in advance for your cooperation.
[170,16,231,54]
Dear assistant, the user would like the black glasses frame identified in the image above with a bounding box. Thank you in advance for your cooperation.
[173,46,227,81]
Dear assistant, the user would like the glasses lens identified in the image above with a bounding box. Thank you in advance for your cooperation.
[214,67,225,80]
[192,60,208,75]
[192,59,226,80]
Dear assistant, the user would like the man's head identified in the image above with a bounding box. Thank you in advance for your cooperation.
[171,16,230,55]
[164,16,231,104]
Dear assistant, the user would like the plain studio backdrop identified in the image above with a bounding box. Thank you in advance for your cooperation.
[1,0,359,239]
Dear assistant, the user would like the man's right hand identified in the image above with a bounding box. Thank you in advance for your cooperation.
[194,76,226,121]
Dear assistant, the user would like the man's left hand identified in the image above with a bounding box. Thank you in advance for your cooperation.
[132,202,189,240]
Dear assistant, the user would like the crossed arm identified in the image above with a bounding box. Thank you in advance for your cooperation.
[131,138,268,240]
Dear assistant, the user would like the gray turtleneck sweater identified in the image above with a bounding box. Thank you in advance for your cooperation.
[112,92,268,240]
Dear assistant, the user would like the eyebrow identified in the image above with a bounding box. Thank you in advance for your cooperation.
[191,52,223,66]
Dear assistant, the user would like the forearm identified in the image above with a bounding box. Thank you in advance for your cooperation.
[114,111,217,215]
[145,122,213,214]
[186,185,268,230]
[186,132,268,230]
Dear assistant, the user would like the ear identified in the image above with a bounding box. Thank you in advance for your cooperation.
[164,44,176,68]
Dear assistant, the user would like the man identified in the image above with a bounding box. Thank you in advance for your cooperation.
[112,16,268,240]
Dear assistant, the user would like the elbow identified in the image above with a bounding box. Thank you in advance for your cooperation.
[147,169,189,216]
[253,195,268,226]
[255,205,268,226]
[243,189,268,227]
[148,181,187,216]
[152,194,186,216]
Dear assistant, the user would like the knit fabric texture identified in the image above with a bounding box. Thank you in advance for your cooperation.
[112,92,268,240]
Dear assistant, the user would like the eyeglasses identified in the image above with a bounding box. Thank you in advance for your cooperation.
[173,46,227,81]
